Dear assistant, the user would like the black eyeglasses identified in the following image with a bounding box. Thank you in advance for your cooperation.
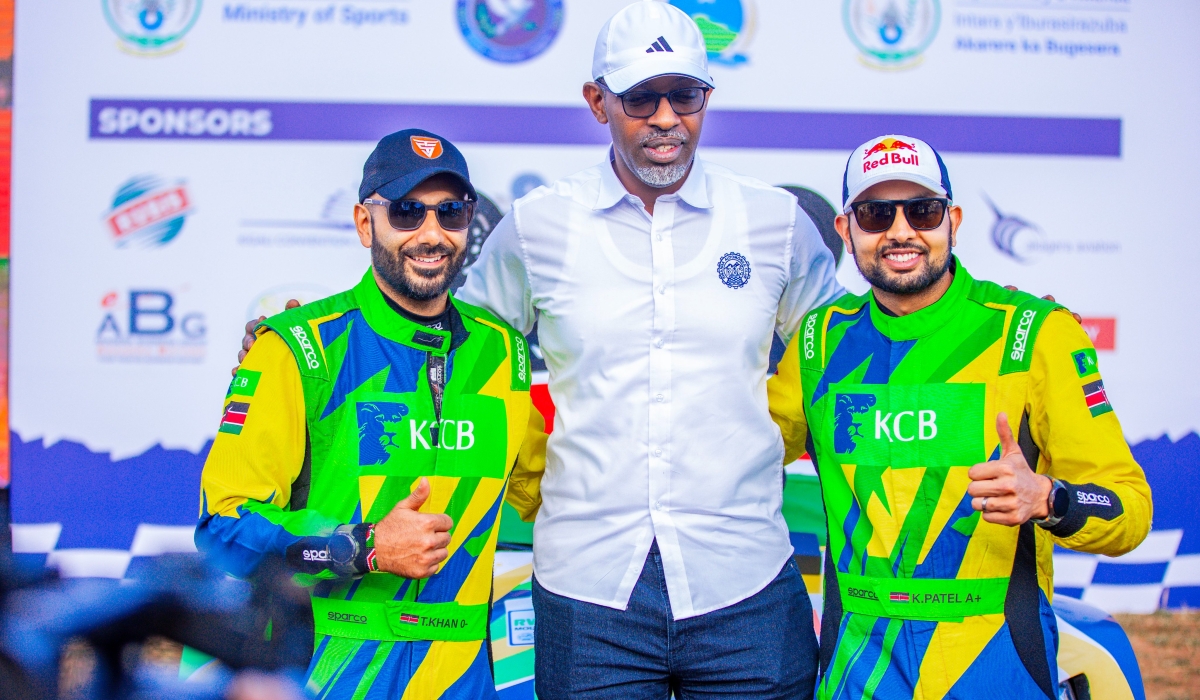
[849,198,950,233]
[362,198,476,231]
[599,78,710,118]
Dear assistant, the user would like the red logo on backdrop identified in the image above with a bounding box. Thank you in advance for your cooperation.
[410,136,444,160]
[1080,317,1116,351]
[104,175,192,248]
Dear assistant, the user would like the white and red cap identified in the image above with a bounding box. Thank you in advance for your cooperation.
[842,135,953,212]
[592,0,714,94]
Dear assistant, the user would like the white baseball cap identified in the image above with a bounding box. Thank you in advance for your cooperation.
[842,135,953,212]
[592,0,714,94]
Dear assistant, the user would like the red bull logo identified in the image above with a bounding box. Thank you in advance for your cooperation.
[862,138,921,173]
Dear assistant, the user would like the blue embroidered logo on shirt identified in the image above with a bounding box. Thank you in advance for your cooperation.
[717,252,751,289]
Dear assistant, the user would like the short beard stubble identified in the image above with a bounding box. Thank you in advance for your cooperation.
[853,234,954,295]
[371,219,466,302]
[623,128,692,189]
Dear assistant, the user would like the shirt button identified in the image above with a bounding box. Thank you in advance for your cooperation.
[655,393,664,402]
[656,234,663,242]
[655,501,663,510]
[654,448,663,457]
[654,339,664,348]
[657,286,665,295]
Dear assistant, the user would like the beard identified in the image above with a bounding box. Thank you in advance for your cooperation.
[854,235,954,295]
[623,128,693,188]
[371,225,466,302]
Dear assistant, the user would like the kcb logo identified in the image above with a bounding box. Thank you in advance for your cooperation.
[103,0,204,56]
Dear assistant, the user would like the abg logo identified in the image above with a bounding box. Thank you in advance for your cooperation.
[803,313,817,360]
[290,325,321,369]
[874,410,938,443]
[1010,309,1036,361]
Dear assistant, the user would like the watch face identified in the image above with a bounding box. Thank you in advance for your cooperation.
[328,532,358,566]
[1052,484,1071,518]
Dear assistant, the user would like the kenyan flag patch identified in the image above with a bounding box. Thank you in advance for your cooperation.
[219,401,250,435]
[399,613,420,625]
[890,592,911,603]
[1082,380,1113,417]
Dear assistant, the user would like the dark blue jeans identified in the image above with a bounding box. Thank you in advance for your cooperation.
[532,542,819,699]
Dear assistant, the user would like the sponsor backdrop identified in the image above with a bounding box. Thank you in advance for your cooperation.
[6,1,1200,685]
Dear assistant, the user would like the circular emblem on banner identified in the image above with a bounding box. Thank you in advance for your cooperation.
[843,0,940,69]
[717,252,751,289]
[102,0,204,56]
[669,0,755,66]
[104,174,193,248]
[456,0,563,64]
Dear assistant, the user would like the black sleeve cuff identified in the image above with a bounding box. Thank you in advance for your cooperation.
[1044,481,1124,538]
[284,523,373,577]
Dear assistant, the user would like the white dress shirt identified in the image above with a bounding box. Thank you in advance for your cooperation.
[457,157,843,619]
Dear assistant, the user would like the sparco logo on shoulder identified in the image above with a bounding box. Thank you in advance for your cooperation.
[1009,309,1036,362]
[290,325,321,369]
[803,313,818,360]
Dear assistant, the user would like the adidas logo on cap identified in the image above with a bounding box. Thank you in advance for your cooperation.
[646,35,674,53]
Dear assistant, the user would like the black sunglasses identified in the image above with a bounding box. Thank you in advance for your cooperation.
[849,198,950,234]
[362,198,476,232]
[598,78,710,118]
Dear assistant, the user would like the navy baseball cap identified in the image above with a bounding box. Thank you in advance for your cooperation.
[358,128,477,203]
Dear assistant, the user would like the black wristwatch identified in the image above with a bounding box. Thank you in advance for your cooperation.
[1032,478,1069,528]
[328,524,363,573]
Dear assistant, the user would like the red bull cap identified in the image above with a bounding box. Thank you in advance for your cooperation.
[842,135,952,212]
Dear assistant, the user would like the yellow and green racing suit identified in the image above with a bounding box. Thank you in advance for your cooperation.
[768,259,1151,700]
[197,269,546,699]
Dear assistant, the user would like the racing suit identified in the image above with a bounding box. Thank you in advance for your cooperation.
[197,269,546,699]
[768,259,1151,700]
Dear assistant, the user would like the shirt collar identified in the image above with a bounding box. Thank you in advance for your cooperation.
[593,148,713,211]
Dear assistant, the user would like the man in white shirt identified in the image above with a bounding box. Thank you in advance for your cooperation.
[457,2,843,697]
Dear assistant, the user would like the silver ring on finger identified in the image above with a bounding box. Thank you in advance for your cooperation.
[981,497,989,512]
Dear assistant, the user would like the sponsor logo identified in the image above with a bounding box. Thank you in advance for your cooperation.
[833,393,877,454]
[327,611,368,624]
[290,325,321,369]
[1080,317,1116,351]
[861,138,920,173]
[219,401,250,435]
[507,609,536,646]
[247,285,331,321]
[104,175,192,248]
[1072,348,1099,378]
[802,313,817,360]
[456,0,563,64]
[96,105,273,138]
[1077,491,1112,507]
[514,335,528,384]
[844,0,941,70]
[410,136,443,159]
[103,0,203,56]
[872,409,939,443]
[228,369,261,398]
[96,289,206,362]
[239,188,357,247]
[358,402,412,465]
[1082,379,1113,418]
[302,548,330,562]
[1009,309,1036,362]
[646,35,673,53]
[670,0,755,66]
[717,252,752,289]
[847,587,878,601]
[409,419,476,451]
[986,196,1119,262]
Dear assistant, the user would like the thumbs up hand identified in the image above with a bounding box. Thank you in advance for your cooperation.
[372,478,455,579]
[966,413,1053,526]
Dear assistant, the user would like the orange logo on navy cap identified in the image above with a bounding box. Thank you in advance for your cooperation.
[410,136,443,159]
